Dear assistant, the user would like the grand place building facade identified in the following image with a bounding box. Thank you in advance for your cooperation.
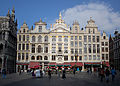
[16,13,109,72]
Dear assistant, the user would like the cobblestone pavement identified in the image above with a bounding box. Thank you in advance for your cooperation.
[0,72,120,86]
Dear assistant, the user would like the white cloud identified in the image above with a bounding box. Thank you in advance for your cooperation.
[62,3,120,34]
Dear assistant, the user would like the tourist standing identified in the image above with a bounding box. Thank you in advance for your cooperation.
[100,68,105,82]
[105,67,110,83]
[62,69,66,79]
[48,69,51,79]
[73,68,76,76]
[111,67,116,81]
[58,70,60,78]
[2,69,6,79]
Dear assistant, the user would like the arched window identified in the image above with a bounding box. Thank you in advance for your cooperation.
[32,36,36,42]
[38,45,42,53]
[31,56,35,60]
[44,56,48,60]
[38,35,42,42]
[40,56,42,60]
[37,56,40,60]
[44,35,48,42]
[23,29,25,33]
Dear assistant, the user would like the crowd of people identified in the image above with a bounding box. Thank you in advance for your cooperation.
[0,67,118,83]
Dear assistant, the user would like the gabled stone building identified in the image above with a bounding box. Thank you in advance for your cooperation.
[17,13,109,72]
[0,9,17,73]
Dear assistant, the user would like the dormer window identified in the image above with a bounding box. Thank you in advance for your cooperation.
[89,29,90,33]
[39,26,42,32]
[75,26,77,33]
[23,29,25,33]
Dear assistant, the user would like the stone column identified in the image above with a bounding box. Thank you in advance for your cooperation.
[82,62,84,71]
[42,63,44,70]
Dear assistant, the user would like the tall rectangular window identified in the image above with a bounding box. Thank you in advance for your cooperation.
[27,35,29,41]
[71,36,73,40]
[89,55,92,60]
[26,53,28,60]
[88,36,91,42]
[22,44,25,50]
[32,44,35,53]
[93,36,95,42]
[84,44,87,53]
[93,44,96,53]
[97,36,99,42]
[26,44,29,50]
[52,55,56,60]
[22,53,24,60]
[97,44,100,53]
[71,41,74,47]
[88,44,91,53]
[71,56,74,60]
[71,48,74,54]
[18,44,21,50]
[18,53,21,61]
[79,41,82,47]
[79,49,82,54]
[84,55,87,60]
[75,36,77,40]
[79,36,82,40]
[84,35,87,42]
[79,56,82,60]
[102,54,104,60]
[23,35,25,41]
[75,41,78,47]
[39,26,42,32]
[19,35,21,41]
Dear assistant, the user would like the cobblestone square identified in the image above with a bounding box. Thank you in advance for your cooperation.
[0,72,120,86]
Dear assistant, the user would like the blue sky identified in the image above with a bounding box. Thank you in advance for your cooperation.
[0,0,120,35]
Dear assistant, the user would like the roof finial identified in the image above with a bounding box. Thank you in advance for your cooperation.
[40,18,42,22]
[23,21,26,24]
[12,6,15,13]
[59,12,62,20]
[90,16,92,20]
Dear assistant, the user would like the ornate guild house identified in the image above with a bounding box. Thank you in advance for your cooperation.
[0,9,17,73]
[16,13,109,72]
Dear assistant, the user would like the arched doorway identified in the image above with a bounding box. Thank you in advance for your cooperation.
[0,58,2,71]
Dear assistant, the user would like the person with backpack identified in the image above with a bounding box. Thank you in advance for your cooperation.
[105,67,110,83]
[2,69,6,79]
[100,68,105,82]
[111,67,116,81]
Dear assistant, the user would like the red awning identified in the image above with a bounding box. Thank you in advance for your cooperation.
[49,62,56,65]
[64,62,70,65]
[29,62,40,67]
[71,62,83,66]
[85,62,101,64]
[102,62,109,66]
[16,63,29,65]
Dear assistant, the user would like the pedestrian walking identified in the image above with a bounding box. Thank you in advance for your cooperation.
[19,69,21,75]
[73,68,76,76]
[62,69,66,79]
[42,69,45,77]
[2,69,6,79]
[105,67,110,83]
[111,67,116,81]
[100,68,105,82]
[48,69,51,79]
[58,70,60,78]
